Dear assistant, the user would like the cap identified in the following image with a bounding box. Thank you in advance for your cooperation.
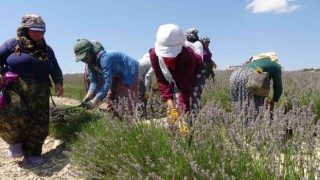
[29,27,46,32]
[21,14,46,32]
[155,24,186,58]
[74,39,93,62]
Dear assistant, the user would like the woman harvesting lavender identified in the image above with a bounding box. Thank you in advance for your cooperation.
[230,52,283,113]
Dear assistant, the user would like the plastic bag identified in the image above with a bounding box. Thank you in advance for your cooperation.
[0,71,18,108]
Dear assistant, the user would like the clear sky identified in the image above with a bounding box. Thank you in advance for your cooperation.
[0,0,319,74]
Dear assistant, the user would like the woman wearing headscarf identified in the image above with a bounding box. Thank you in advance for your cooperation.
[73,39,139,119]
[0,14,64,166]
[184,28,204,60]
[83,40,104,93]
[230,52,283,113]
[200,35,216,81]
[150,24,204,129]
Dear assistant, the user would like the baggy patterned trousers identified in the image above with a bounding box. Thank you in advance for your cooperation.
[0,77,50,157]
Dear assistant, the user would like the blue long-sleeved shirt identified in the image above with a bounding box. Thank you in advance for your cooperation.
[0,38,63,84]
[88,50,139,101]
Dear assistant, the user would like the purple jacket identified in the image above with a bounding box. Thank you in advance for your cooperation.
[150,47,203,111]
[203,47,212,63]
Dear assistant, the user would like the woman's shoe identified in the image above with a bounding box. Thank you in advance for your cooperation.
[7,143,23,158]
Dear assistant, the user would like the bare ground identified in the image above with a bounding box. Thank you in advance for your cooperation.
[0,96,84,180]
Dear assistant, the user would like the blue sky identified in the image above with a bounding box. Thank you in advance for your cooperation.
[0,0,319,74]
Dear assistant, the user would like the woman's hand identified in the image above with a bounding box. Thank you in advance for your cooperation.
[82,93,94,103]
[166,99,174,109]
[143,92,150,99]
[55,83,64,97]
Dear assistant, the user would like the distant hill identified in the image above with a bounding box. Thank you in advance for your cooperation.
[302,68,320,72]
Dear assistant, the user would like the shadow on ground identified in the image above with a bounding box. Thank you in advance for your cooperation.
[17,143,70,177]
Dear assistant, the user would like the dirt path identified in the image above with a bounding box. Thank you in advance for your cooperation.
[0,96,83,180]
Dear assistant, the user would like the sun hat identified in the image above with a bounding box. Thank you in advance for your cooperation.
[74,39,94,62]
[21,14,46,32]
[91,40,105,54]
[155,24,186,58]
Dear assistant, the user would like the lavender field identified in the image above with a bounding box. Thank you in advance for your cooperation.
[59,70,320,179]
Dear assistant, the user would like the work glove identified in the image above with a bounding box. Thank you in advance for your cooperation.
[83,98,100,110]
[179,120,189,137]
[82,93,94,104]
[143,92,150,100]
[167,108,179,125]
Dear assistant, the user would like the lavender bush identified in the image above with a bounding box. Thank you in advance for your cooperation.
[280,71,320,120]
[57,70,320,179]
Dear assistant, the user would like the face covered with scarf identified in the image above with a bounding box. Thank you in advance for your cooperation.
[74,39,96,64]
[15,14,48,61]
[80,50,95,64]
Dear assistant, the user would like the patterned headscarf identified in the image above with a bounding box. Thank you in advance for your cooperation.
[15,14,48,61]
[251,52,279,63]
[185,28,199,43]
[20,14,46,31]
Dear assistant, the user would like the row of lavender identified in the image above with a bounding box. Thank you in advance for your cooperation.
[68,70,320,179]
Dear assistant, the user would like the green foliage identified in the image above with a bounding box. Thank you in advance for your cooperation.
[51,73,85,100]
[279,71,320,120]
[49,108,101,143]
[201,70,232,112]
[314,100,320,121]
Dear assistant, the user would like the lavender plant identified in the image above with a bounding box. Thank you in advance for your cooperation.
[280,71,320,120]
[56,70,320,179]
